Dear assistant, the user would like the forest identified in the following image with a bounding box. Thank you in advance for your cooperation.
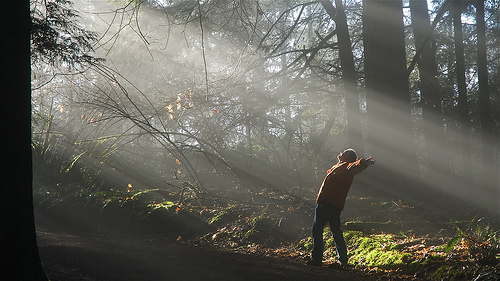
[3,0,500,280]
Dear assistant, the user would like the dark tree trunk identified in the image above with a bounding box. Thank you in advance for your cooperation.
[475,0,498,216]
[0,1,48,280]
[336,0,364,155]
[452,0,471,181]
[321,0,364,155]
[409,0,450,189]
[476,0,492,176]
[362,0,418,196]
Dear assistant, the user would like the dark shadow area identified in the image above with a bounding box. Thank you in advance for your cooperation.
[36,217,376,281]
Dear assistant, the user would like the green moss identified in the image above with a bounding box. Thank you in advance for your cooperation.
[348,234,407,267]
[344,230,364,243]
[148,201,175,210]
[209,210,228,225]
[322,227,334,248]
[297,230,413,267]
[432,265,472,280]
[296,237,313,252]
[130,188,160,200]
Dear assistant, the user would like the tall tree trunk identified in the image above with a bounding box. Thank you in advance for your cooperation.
[0,1,48,280]
[362,0,418,197]
[452,0,471,181]
[321,0,364,155]
[409,0,450,189]
[475,0,498,216]
[476,0,492,178]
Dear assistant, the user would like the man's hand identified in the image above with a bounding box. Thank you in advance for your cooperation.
[365,157,375,166]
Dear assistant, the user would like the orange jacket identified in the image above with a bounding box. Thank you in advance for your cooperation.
[316,159,368,211]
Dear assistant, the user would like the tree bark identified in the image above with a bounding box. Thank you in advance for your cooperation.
[362,0,418,196]
[452,0,471,180]
[0,1,48,280]
[475,0,498,214]
[475,0,492,178]
[409,0,450,189]
[321,0,364,155]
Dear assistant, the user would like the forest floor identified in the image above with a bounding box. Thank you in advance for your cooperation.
[34,182,500,281]
[36,222,377,281]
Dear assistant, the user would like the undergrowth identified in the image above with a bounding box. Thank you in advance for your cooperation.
[34,181,500,281]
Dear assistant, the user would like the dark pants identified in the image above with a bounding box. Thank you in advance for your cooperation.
[311,203,348,265]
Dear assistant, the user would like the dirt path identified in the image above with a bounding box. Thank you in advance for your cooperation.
[37,226,378,281]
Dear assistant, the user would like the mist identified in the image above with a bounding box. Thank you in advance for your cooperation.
[32,0,500,278]
[31,0,499,226]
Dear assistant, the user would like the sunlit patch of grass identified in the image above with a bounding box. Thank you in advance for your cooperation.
[147,201,176,210]
[348,233,410,267]
[344,230,364,243]
[130,188,160,200]
[297,228,448,270]
[297,236,313,251]
[297,229,409,266]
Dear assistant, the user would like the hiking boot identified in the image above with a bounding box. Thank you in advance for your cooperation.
[306,259,322,266]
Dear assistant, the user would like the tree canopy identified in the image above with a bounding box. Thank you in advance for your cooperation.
[32,0,499,213]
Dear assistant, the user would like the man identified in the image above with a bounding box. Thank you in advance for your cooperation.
[307,149,375,267]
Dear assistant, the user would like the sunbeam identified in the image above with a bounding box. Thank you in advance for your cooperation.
[29,0,500,279]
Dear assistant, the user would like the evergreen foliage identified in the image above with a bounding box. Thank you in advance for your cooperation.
[31,0,103,67]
